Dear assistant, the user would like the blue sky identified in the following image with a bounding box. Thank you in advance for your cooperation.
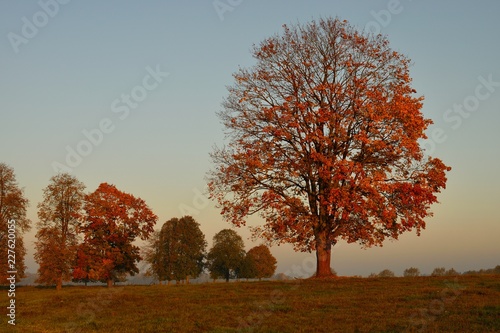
[1,0,499,277]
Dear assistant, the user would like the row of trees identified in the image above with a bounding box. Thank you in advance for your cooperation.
[207,230,277,282]
[1,166,161,288]
[35,174,157,289]
[368,266,498,278]
[0,165,276,289]
[144,217,277,284]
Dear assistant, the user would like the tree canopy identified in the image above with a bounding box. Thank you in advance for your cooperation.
[73,183,157,287]
[0,163,31,281]
[208,17,451,277]
[207,229,245,282]
[242,245,277,280]
[145,216,206,283]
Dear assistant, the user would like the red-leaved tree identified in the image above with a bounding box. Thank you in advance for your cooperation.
[75,183,157,287]
[208,18,451,277]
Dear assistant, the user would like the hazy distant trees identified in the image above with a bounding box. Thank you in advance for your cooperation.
[445,268,459,276]
[378,269,395,278]
[34,173,86,290]
[144,216,206,284]
[0,163,31,281]
[368,269,395,278]
[431,267,446,277]
[463,265,500,275]
[73,183,157,287]
[207,229,246,282]
[404,267,420,277]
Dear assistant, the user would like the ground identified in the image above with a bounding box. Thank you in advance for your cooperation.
[3,275,499,332]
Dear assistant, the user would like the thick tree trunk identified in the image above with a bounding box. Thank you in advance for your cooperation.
[107,279,113,288]
[315,233,334,278]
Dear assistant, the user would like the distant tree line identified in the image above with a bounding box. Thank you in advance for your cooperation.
[144,223,277,284]
[462,265,500,276]
[33,173,278,289]
[0,165,279,289]
[368,265,500,278]
[35,174,157,289]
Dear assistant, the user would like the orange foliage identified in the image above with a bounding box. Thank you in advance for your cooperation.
[73,183,157,285]
[208,18,451,277]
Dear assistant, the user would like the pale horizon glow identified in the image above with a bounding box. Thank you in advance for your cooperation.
[1,0,499,278]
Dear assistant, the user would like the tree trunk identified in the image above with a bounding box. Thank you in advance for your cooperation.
[315,233,334,278]
[56,276,62,291]
[107,279,113,288]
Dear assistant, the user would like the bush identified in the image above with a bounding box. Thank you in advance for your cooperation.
[445,268,460,276]
[378,269,395,278]
[431,267,446,276]
[404,267,420,277]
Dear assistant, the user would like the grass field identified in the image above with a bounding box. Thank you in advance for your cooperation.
[3,275,499,332]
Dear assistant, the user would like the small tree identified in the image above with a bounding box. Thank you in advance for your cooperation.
[245,245,277,280]
[147,216,207,284]
[445,268,459,276]
[404,267,420,277]
[207,229,245,282]
[35,173,85,290]
[378,269,395,278]
[431,267,446,277]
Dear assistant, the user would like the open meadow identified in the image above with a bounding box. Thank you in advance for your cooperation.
[4,275,499,333]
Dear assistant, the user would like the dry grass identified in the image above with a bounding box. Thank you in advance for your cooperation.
[3,275,499,332]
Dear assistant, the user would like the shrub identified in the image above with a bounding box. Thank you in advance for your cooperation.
[431,267,446,276]
[404,267,420,277]
[378,269,395,278]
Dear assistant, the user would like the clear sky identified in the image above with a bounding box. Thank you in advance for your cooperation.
[1,0,499,277]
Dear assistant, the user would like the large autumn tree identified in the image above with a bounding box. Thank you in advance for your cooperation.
[74,183,157,287]
[0,163,31,281]
[144,216,206,284]
[208,18,451,277]
[34,173,86,290]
